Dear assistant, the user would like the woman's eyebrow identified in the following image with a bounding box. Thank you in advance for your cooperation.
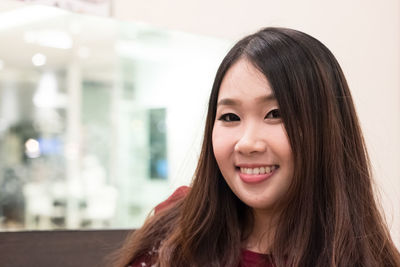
[217,98,239,107]
[217,93,276,107]
[256,94,276,103]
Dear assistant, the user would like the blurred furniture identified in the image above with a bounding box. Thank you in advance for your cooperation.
[23,180,118,229]
[81,185,118,227]
[23,182,56,229]
[0,229,130,267]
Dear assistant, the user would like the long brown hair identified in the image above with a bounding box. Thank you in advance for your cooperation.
[111,27,400,267]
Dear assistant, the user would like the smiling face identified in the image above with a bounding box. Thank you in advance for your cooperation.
[212,58,294,213]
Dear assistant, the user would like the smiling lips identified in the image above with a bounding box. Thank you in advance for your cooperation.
[238,165,279,184]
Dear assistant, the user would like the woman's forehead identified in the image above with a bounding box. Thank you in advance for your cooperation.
[218,59,273,100]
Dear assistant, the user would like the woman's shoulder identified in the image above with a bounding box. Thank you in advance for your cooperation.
[128,186,190,267]
[154,185,190,214]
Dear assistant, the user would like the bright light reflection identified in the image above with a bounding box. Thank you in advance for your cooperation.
[25,138,41,158]
[0,5,67,31]
[115,41,171,62]
[24,30,73,50]
[33,71,67,108]
[0,59,3,70]
[32,53,46,66]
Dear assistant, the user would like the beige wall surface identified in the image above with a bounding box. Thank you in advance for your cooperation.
[112,0,400,246]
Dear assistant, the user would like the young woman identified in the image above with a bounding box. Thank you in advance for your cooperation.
[112,27,400,267]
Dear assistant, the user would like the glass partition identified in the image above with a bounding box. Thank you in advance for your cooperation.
[0,3,231,230]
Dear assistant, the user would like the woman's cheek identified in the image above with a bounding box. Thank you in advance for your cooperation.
[213,127,234,164]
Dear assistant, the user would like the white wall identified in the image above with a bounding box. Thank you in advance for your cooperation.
[112,0,400,246]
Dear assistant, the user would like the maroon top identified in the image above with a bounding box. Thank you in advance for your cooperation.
[129,186,274,267]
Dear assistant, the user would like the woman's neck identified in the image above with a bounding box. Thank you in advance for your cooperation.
[244,208,278,254]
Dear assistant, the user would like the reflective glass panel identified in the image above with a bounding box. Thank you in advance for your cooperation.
[0,3,231,230]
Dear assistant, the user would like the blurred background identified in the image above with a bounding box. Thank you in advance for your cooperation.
[0,0,398,248]
[0,0,231,230]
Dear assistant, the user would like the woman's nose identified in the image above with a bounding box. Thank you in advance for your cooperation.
[234,126,267,155]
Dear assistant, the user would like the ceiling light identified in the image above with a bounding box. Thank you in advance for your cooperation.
[24,30,73,50]
[25,138,41,158]
[32,53,46,67]
[33,71,67,108]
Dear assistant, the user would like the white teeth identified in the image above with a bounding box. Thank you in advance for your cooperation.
[240,166,277,175]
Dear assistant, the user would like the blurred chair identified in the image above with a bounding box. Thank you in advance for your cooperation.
[81,185,118,228]
[23,182,54,229]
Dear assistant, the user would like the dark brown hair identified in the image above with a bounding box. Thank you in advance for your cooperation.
[111,27,400,267]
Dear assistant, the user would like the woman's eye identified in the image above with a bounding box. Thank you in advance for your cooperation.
[265,109,281,119]
[218,113,240,122]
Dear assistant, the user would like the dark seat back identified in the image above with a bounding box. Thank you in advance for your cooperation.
[0,229,130,267]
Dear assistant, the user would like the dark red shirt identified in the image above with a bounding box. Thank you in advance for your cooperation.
[129,186,273,267]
